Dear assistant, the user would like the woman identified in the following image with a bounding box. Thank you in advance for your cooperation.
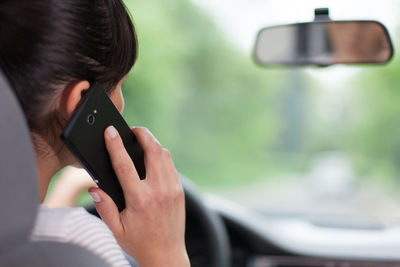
[0,0,190,266]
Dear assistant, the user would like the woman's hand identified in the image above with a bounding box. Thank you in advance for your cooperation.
[88,126,189,267]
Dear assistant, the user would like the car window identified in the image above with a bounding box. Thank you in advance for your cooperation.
[73,0,400,224]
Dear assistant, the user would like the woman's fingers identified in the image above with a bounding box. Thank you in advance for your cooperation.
[105,126,181,197]
[162,148,179,182]
[101,126,189,265]
[162,148,181,193]
[104,126,140,197]
[131,127,165,180]
[131,128,182,202]
[89,187,123,237]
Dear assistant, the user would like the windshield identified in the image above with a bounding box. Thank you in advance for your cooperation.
[118,0,400,223]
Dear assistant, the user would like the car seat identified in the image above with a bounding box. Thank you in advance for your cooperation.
[0,70,110,267]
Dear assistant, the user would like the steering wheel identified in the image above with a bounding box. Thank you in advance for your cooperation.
[87,175,231,267]
[181,176,231,267]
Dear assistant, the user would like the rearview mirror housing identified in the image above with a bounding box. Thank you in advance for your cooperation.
[253,10,394,67]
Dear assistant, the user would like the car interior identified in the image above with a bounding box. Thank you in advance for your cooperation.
[2,5,400,267]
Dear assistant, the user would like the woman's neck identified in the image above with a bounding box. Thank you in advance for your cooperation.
[33,134,65,202]
[35,152,62,202]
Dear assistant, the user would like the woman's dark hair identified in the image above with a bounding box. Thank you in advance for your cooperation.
[0,0,137,138]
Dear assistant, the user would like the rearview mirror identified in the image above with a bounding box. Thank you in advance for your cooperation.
[254,20,393,66]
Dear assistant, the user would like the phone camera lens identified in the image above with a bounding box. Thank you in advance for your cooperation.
[87,114,95,125]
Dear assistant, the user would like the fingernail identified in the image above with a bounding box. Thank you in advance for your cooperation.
[89,191,101,203]
[106,126,117,138]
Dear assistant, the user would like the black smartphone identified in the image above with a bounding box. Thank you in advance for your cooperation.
[61,82,146,211]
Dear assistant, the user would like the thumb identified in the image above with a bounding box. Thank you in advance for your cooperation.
[88,187,123,236]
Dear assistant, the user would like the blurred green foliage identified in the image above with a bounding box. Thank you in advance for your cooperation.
[346,53,400,185]
[121,0,400,191]
[121,0,294,188]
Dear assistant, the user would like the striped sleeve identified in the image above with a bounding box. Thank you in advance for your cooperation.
[31,205,131,267]
[65,208,130,267]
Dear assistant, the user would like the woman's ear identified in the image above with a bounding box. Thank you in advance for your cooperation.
[59,80,90,120]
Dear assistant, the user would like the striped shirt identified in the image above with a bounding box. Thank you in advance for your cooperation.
[30,205,130,267]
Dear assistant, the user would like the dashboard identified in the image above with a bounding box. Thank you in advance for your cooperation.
[185,194,400,267]
[87,178,400,267]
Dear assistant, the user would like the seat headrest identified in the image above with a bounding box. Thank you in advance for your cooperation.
[0,72,39,252]
[0,241,110,267]
[0,72,111,266]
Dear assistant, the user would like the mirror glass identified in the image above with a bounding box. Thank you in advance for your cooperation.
[254,21,393,66]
